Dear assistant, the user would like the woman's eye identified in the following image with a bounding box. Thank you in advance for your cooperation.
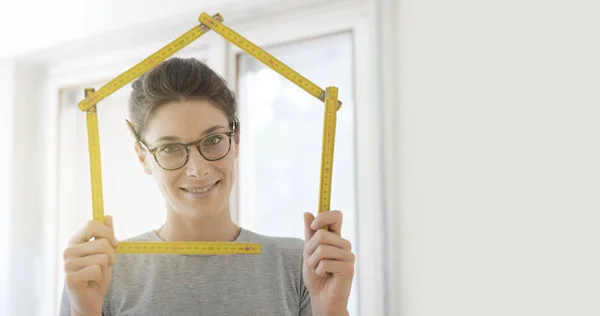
[205,135,223,145]
[161,145,183,153]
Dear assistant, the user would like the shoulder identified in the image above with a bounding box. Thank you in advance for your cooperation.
[121,231,158,242]
[243,229,306,280]
[244,229,305,257]
[243,230,308,295]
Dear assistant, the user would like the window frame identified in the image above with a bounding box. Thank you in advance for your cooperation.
[224,5,387,315]
[43,43,220,313]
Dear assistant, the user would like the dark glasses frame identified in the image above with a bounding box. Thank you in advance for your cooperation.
[126,119,238,170]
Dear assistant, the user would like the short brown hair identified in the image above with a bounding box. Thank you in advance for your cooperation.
[128,57,238,139]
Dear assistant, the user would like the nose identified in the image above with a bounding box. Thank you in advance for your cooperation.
[185,146,210,178]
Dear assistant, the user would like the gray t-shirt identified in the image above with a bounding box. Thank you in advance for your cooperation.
[59,228,312,316]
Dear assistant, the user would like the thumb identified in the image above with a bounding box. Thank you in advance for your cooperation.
[105,215,119,246]
[105,215,114,230]
[304,212,316,242]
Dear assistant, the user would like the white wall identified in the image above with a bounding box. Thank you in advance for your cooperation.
[0,0,237,59]
[0,60,15,316]
[393,0,600,315]
[0,60,44,315]
[0,61,45,316]
[0,0,341,61]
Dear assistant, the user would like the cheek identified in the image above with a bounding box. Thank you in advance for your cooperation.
[151,166,181,193]
[218,158,236,182]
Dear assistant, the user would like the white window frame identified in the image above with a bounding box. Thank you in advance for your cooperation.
[42,42,223,314]
[224,4,386,316]
[40,3,387,315]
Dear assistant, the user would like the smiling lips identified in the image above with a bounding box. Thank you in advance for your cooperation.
[181,181,220,198]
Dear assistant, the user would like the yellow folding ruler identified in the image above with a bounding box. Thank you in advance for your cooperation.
[80,12,341,255]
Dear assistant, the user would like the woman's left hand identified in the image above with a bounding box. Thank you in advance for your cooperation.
[303,210,355,316]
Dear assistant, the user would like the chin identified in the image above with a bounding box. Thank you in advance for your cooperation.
[179,199,227,220]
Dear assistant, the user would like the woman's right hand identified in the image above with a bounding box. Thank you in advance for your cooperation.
[63,215,119,316]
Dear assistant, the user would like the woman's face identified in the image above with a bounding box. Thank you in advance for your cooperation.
[136,99,239,220]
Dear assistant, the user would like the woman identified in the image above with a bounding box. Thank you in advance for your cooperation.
[59,58,355,316]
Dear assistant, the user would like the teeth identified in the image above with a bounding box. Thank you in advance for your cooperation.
[185,183,216,193]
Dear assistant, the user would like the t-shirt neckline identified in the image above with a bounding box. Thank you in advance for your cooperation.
[147,227,248,243]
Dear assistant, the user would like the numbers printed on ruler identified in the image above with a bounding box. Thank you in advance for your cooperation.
[85,88,106,225]
[115,242,262,255]
[317,87,339,232]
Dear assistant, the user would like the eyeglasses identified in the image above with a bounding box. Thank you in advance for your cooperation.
[126,119,237,171]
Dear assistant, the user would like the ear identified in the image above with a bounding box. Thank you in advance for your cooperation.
[134,142,152,175]
[234,127,240,158]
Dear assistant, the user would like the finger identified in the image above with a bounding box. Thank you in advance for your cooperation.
[307,244,355,272]
[314,260,355,277]
[105,215,118,242]
[304,212,317,242]
[105,215,114,230]
[305,229,352,257]
[64,253,111,273]
[69,220,119,247]
[66,264,103,287]
[63,238,117,265]
[310,210,343,236]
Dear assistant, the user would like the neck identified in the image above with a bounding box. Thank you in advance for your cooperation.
[156,205,240,242]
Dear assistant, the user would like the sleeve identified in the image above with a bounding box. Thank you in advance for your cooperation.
[58,285,72,316]
[299,283,312,316]
[58,285,106,316]
[299,255,313,316]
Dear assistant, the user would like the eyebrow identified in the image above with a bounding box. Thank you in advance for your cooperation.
[153,125,227,144]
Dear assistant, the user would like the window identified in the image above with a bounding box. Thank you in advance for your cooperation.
[236,31,358,315]
[53,51,213,308]
[47,8,383,314]
[55,84,167,302]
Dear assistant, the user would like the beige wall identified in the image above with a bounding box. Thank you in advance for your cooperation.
[392,0,600,315]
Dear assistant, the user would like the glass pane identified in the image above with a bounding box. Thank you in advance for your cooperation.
[56,57,212,281]
[55,85,168,305]
[237,31,358,315]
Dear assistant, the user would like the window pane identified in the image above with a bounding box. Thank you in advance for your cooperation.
[237,31,358,315]
[55,85,168,305]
